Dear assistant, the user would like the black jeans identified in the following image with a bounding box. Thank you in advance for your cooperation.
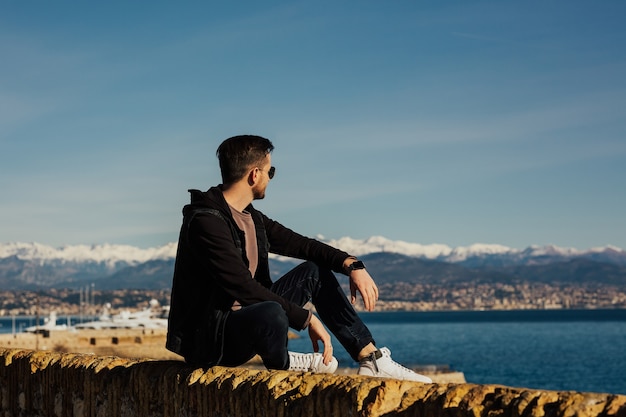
[218,261,374,369]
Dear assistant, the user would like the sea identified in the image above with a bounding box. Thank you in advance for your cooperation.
[2,309,625,395]
[288,309,626,395]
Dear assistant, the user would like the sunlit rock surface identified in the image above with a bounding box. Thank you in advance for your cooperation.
[1,348,625,416]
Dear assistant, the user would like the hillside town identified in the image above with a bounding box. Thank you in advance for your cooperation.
[2,282,626,317]
[370,282,626,311]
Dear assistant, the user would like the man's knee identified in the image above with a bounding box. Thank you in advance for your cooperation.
[298,261,321,276]
[302,260,336,278]
[254,301,289,331]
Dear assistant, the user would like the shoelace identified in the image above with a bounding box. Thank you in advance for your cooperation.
[380,349,415,374]
[290,354,313,371]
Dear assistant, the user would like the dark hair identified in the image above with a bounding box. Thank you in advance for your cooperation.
[216,135,275,184]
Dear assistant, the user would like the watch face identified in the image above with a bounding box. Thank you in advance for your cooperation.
[351,261,365,270]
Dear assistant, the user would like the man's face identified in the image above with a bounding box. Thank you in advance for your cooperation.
[252,154,272,200]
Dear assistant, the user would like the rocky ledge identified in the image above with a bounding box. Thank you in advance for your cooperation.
[1,348,625,416]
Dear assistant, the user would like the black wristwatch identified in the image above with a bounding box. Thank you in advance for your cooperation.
[346,260,366,273]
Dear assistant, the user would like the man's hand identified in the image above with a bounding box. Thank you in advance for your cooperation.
[307,314,334,365]
[349,269,379,311]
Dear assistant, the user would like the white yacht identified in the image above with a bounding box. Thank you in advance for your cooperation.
[74,299,169,330]
[24,311,69,333]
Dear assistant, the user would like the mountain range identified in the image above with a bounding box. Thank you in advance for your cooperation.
[1,237,626,290]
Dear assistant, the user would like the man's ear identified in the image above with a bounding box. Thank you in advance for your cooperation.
[247,168,258,185]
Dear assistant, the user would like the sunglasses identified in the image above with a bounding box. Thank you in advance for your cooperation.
[258,166,275,179]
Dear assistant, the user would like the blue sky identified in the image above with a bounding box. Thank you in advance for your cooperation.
[1,1,625,250]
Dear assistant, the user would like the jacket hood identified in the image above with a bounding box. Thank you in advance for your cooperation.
[182,187,229,217]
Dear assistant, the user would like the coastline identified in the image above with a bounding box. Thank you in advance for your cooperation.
[0,328,465,383]
[4,307,626,324]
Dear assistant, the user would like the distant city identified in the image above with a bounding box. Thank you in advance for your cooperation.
[366,282,626,311]
[0,288,171,317]
[2,282,625,317]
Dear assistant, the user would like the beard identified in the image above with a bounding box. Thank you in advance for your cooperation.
[252,184,266,200]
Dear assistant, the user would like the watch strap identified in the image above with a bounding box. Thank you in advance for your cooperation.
[346,260,366,272]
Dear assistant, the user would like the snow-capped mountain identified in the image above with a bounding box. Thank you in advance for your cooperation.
[320,236,626,266]
[0,242,177,266]
[0,242,177,289]
[1,238,624,266]
[1,238,625,290]
[324,236,516,260]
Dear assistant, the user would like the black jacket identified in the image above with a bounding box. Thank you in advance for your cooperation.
[166,187,351,365]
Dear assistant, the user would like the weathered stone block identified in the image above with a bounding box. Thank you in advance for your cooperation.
[1,348,625,417]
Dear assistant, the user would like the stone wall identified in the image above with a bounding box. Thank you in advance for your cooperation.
[1,348,625,417]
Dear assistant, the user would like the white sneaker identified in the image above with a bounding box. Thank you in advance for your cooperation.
[358,347,432,383]
[288,352,338,374]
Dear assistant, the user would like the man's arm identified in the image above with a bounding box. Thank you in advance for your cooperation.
[261,214,350,272]
[343,257,379,312]
[261,212,380,311]
[188,213,311,329]
[307,314,334,365]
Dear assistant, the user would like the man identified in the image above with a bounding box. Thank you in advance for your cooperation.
[166,135,432,382]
